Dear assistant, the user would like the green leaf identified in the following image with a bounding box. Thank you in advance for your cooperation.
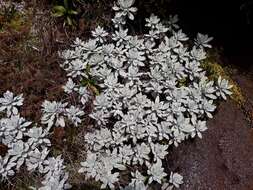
[53,5,66,13]
[68,10,78,15]
[86,64,91,73]
[66,16,73,26]
[52,12,65,17]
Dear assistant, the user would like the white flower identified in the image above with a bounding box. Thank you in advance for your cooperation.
[112,28,130,46]
[185,61,202,80]
[42,155,65,175]
[0,91,24,117]
[102,73,120,91]
[145,14,160,29]
[92,26,109,43]
[147,159,167,184]
[89,110,109,126]
[191,46,206,61]
[126,49,146,67]
[66,106,84,126]
[40,172,71,190]
[0,156,16,181]
[63,78,76,94]
[113,0,137,20]
[194,78,216,99]
[82,39,98,52]
[170,114,193,135]
[109,57,125,71]
[1,114,31,145]
[65,59,87,78]
[26,148,49,172]
[156,23,169,34]
[174,46,189,63]
[145,29,160,41]
[170,130,185,147]
[173,30,188,42]
[169,172,183,188]
[147,96,169,118]
[100,170,119,189]
[26,127,51,147]
[41,101,67,128]
[191,117,207,139]
[78,86,91,106]
[120,66,142,82]
[167,15,179,31]
[170,62,186,79]
[89,53,105,66]
[112,14,126,28]
[8,140,30,169]
[126,36,144,50]
[91,65,112,80]
[129,170,146,190]
[40,165,71,190]
[145,81,163,94]
[73,37,85,47]
[79,151,98,177]
[195,33,213,48]
[216,76,233,100]
[133,143,150,165]
[119,145,134,164]
[94,94,111,111]
[199,99,216,118]
[151,143,169,161]
[157,121,172,140]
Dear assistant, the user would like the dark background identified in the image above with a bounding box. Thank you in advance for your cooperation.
[176,0,253,53]
[137,0,253,69]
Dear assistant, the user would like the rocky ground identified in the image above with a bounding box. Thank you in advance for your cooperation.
[167,68,253,190]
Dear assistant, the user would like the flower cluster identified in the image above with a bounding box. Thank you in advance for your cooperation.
[41,100,85,128]
[0,91,71,189]
[59,0,234,189]
[0,91,24,117]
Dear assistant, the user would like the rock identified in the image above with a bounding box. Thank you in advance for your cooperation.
[169,100,253,190]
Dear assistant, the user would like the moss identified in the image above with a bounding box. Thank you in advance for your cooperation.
[178,77,187,87]
[201,58,245,106]
[0,7,32,33]
[8,14,25,30]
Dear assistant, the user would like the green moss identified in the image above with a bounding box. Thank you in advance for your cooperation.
[0,7,31,33]
[8,14,26,30]
[201,59,245,106]
[178,78,187,87]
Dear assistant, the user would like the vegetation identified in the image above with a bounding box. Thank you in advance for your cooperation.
[52,0,78,26]
[0,0,251,190]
